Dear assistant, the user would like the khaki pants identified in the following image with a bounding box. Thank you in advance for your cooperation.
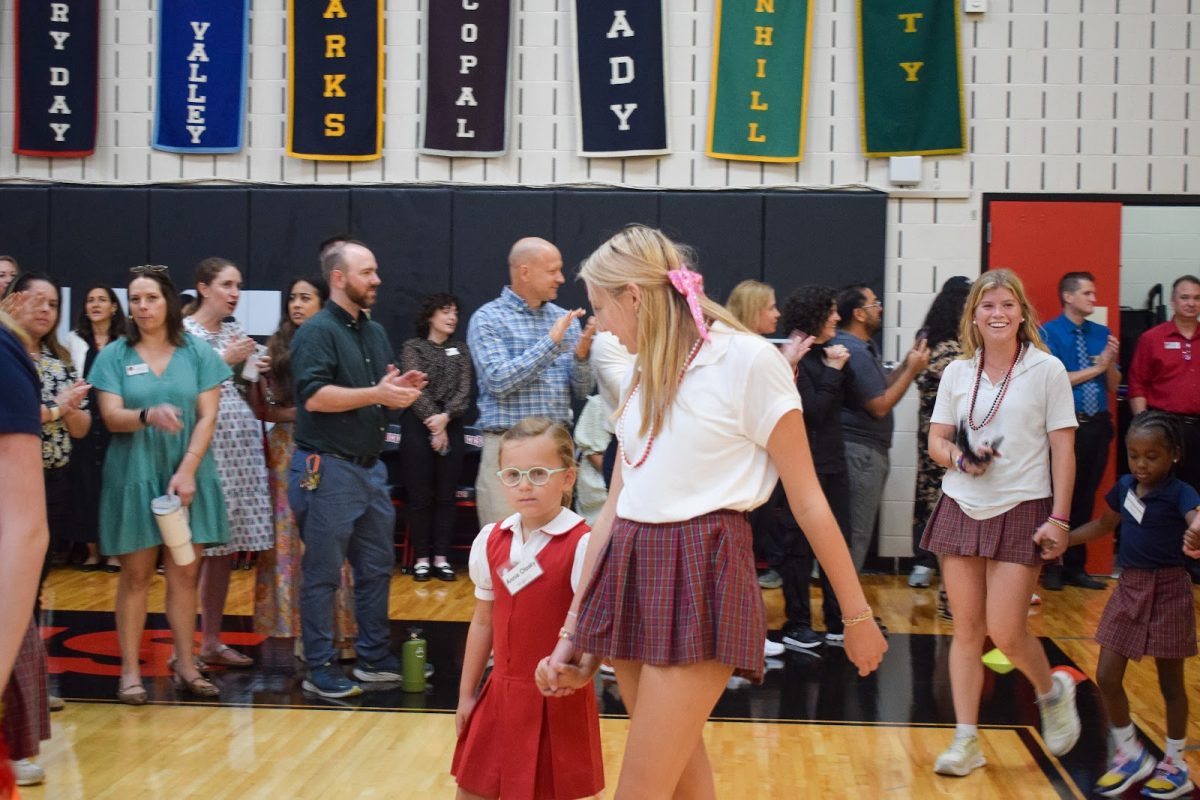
[475,432,516,528]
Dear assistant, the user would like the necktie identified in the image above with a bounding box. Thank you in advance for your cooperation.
[1077,326,1101,415]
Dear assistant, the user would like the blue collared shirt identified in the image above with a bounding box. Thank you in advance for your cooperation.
[467,286,594,430]
[1041,314,1110,413]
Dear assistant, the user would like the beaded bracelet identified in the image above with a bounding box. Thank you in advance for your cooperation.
[841,606,874,628]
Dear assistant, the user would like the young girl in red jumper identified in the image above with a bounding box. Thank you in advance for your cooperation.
[452,417,604,800]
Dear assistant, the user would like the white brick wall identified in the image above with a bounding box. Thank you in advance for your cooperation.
[1,1,1198,558]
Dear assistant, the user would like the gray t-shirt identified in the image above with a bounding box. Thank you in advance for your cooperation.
[833,331,893,452]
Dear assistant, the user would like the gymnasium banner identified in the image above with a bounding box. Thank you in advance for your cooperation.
[421,0,512,157]
[153,0,249,154]
[14,0,100,157]
[858,0,965,156]
[287,0,383,161]
[707,0,813,163]
[571,1,669,157]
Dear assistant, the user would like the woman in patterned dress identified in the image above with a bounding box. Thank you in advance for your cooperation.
[252,277,358,652]
[185,258,274,668]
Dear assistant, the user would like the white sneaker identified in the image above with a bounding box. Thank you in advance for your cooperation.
[934,736,986,776]
[908,565,933,588]
[764,638,785,657]
[1038,671,1081,756]
[12,758,46,786]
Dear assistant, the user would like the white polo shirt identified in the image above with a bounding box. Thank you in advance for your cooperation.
[468,508,590,601]
[932,345,1078,520]
[616,322,804,523]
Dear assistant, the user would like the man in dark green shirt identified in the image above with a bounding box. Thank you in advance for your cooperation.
[288,240,425,698]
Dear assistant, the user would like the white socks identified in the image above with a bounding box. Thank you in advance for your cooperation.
[1111,724,1140,759]
[1165,737,1186,764]
[955,723,978,740]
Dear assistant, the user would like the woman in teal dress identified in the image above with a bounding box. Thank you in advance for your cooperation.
[89,267,230,704]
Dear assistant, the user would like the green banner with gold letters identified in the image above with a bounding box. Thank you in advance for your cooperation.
[707,0,813,162]
[858,0,965,157]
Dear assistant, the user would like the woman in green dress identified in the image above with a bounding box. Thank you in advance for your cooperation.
[90,267,230,704]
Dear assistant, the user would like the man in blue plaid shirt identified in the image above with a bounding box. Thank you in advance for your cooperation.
[468,237,596,524]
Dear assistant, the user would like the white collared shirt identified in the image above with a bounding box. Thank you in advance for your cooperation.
[615,322,804,523]
[932,346,1078,519]
[590,331,635,434]
[468,507,590,601]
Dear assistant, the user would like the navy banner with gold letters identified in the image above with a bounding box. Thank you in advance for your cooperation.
[572,1,669,157]
[421,0,512,157]
[153,0,249,154]
[14,0,100,157]
[287,0,383,161]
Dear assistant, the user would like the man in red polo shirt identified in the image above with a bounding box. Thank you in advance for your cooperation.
[1128,274,1200,583]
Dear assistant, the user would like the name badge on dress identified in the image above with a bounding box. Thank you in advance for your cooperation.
[500,557,544,595]
[1123,490,1146,524]
[1165,341,1182,350]
[445,347,460,356]
[125,363,149,376]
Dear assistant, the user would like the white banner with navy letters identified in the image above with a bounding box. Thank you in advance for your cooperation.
[153,0,248,153]
[572,1,669,157]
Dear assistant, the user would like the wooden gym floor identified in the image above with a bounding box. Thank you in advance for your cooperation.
[20,566,1200,799]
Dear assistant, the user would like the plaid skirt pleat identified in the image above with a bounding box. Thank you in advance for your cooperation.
[0,618,50,760]
[920,495,1055,566]
[574,511,766,682]
[1096,567,1197,660]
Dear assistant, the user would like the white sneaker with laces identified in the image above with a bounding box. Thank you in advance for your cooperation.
[908,565,933,588]
[764,638,785,657]
[12,758,46,786]
[934,736,986,777]
[1038,671,1081,756]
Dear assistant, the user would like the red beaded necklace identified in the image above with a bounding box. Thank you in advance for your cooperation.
[618,336,705,469]
[968,343,1023,431]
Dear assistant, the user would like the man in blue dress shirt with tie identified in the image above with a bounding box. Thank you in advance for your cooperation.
[1041,271,1121,590]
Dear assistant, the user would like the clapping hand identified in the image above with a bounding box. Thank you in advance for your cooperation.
[56,379,91,410]
[780,332,816,367]
[145,404,184,434]
[823,343,851,370]
[550,309,587,345]
[375,365,423,409]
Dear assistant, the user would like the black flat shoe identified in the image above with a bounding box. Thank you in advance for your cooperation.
[78,562,102,572]
[434,563,456,582]
[412,563,432,582]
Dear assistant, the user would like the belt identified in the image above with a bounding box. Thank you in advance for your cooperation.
[304,449,380,469]
[1075,411,1110,423]
[1149,409,1200,425]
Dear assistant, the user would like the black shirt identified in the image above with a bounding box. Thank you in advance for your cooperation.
[795,346,861,475]
[292,303,394,458]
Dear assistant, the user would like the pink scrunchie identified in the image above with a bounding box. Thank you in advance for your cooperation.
[667,268,710,341]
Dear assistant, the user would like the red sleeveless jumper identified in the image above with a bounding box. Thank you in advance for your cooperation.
[452,519,605,800]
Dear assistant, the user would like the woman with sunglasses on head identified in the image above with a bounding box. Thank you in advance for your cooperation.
[67,284,128,572]
[89,266,230,702]
[184,257,274,669]
[537,226,886,798]
[253,277,357,655]
[399,293,473,582]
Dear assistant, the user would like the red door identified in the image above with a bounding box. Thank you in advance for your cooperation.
[988,200,1122,574]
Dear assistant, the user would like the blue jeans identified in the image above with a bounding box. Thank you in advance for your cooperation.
[288,451,396,666]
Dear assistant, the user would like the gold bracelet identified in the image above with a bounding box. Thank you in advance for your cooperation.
[558,627,575,641]
[841,606,873,628]
[1045,517,1070,531]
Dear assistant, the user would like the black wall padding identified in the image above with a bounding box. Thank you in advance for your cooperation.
[49,186,150,288]
[149,187,251,282]
[0,187,50,273]
[763,192,887,302]
[0,184,887,349]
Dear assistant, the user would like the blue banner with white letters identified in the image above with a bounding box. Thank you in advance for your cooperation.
[153,0,248,153]
[14,0,100,156]
[572,1,669,157]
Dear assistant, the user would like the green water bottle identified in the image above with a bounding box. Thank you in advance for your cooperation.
[401,628,427,693]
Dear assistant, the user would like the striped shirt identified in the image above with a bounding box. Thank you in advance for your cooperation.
[467,286,594,430]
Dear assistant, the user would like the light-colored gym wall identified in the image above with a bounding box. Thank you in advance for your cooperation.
[1,0,1196,557]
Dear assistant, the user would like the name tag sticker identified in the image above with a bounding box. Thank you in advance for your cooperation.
[445,347,460,356]
[1165,341,1182,350]
[126,363,150,376]
[500,557,544,595]
[1123,490,1146,524]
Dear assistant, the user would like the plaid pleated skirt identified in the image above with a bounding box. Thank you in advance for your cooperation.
[575,510,766,682]
[1096,567,1197,660]
[920,495,1055,566]
[0,618,50,761]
